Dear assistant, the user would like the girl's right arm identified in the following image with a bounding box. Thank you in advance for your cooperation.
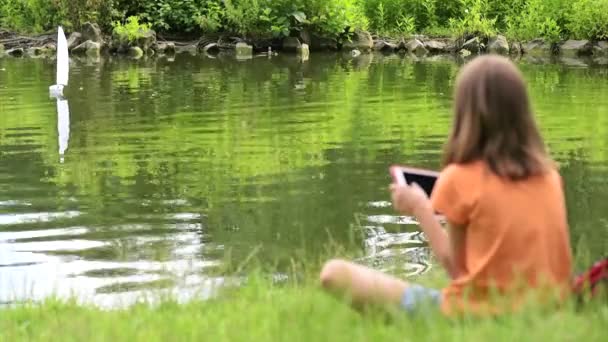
[391,182,465,279]
[413,203,465,279]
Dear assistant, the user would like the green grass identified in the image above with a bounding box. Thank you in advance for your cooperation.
[1,268,607,342]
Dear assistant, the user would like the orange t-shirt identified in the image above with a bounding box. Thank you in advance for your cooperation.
[430,161,572,316]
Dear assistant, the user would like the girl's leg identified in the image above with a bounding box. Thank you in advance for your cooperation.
[320,259,409,308]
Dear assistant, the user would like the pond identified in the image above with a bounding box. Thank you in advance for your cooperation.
[0,53,607,306]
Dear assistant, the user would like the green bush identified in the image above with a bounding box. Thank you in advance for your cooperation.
[363,0,458,34]
[448,0,497,38]
[140,0,207,32]
[305,0,369,37]
[567,0,608,40]
[64,0,117,31]
[0,0,66,32]
[1,0,607,41]
[112,16,151,44]
[109,0,367,38]
[197,0,224,33]
[0,0,115,32]
[505,0,569,42]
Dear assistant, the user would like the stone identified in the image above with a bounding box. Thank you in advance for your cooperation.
[202,43,219,55]
[114,42,129,54]
[523,39,552,56]
[444,39,457,52]
[351,49,362,58]
[298,29,311,46]
[165,42,176,54]
[560,40,593,57]
[424,40,448,53]
[67,32,82,50]
[250,39,272,52]
[72,40,101,57]
[136,29,156,51]
[510,41,523,55]
[6,48,24,57]
[109,38,125,53]
[175,44,198,55]
[72,41,88,54]
[128,46,144,59]
[405,39,428,56]
[26,46,44,57]
[235,42,253,59]
[310,34,337,51]
[157,42,176,54]
[373,40,397,53]
[594,57,608,65]
[373,40,384,51]
[488,35,509,55]
[462,37,481,53]
[282,37,302,53]
[82,22,103,43]
[459,49,472,57]
[396,38,407,51]
[342,30,373,52]
[559,57,589,68]
[523,55,551,64]
[42,43,57,56]
[593,41,608,56]
[298,43,310,60]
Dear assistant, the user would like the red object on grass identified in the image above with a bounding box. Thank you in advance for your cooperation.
[572,258,608,297]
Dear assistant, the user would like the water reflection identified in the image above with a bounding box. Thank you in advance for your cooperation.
[57,98,70,162]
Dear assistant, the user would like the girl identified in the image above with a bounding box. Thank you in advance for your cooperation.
[320,55,573,316]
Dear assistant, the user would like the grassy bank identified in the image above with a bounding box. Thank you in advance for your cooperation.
[1,270,606,341]
[1,1,607,43]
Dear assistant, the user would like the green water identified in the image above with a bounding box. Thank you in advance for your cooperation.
[0,54,607,306]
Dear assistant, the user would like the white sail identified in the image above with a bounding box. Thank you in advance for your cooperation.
[56,26,69,86]
[57,99,70,161]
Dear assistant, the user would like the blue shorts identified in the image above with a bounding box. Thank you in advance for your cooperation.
[401,285,441,314]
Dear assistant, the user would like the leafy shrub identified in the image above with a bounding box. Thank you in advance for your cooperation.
[112,16,151,44]
[396,14,417,36]
[0,0,114,32]
[221,0,265,35]
[505,0,568,42]
[138,0,206,32]
[448,0,497,38]
[2,0,607,41]
[567,0,608,40]
[0,0,61,32]
[65,0,117,31]
[306,0,368,37]
[363,0,466,34]
[196,0,224,33]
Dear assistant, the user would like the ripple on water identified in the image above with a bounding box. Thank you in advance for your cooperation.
[0,198,222,305]
[358,206,433,278]
[0,211,82,226]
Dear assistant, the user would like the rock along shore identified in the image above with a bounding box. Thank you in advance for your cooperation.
[1,24,607,65]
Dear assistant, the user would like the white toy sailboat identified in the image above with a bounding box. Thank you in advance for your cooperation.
[50,26,71,162]
[49,26,69,98]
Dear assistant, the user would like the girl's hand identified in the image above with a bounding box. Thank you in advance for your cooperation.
[389,183,432,217]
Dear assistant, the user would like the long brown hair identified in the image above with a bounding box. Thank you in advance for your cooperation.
[443,55,552,180]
